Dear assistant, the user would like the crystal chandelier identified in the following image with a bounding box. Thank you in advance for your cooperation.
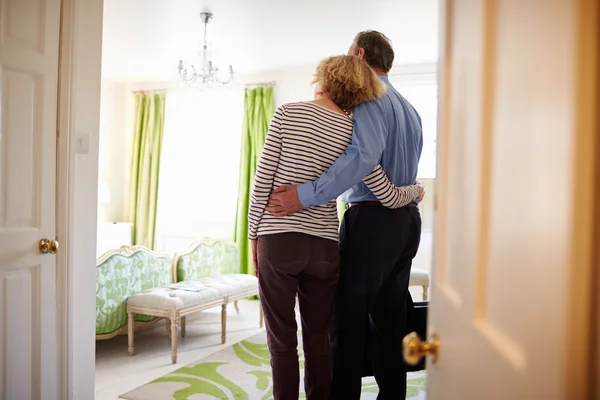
[177,12,234,88]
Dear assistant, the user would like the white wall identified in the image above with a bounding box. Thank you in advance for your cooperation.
[240,63,316,108]
[98,80,135,222]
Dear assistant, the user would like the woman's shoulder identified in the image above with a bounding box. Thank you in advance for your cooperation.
[280,101,351,122]
[279,101,316,111]
[275,102,317,119]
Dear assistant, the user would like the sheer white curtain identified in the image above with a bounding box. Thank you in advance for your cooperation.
[155,87,244,254]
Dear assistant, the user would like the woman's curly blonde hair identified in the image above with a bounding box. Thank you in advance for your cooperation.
[312,55,386,112]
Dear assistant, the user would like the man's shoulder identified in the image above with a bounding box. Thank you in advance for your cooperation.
[382,87,422,124]
[354,96,386,116]
[357,87,401,116]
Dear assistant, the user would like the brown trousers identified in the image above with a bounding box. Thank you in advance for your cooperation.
[257,233,340,400]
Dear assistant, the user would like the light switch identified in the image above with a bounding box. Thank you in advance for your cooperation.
[76,134,90,154]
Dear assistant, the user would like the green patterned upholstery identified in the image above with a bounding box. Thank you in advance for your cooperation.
[175,239,241,282]
[96,246,172,336]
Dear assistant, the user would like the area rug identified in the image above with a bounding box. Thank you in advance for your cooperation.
[121,331,427,400]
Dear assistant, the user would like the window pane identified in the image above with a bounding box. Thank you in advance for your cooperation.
[155,88,244,253]
[390,80,438,179]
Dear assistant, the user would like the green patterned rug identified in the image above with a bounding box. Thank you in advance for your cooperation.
[121,331,427,399]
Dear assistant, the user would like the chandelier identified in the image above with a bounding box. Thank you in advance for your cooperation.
[177,12,234,88]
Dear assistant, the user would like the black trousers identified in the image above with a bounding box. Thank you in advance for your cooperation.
[329,204,422,400]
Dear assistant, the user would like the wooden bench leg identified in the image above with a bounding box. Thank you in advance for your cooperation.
[181,316,186,338]
[128,312,135,356]
[170,311,179,364]
[259,302,264,328]
[166,318,171,339]
[234,300,240,313]
[221,303,227,344]
[423,285,429,301]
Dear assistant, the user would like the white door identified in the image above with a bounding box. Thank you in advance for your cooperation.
[0,0,61,398]
[419,0,598,399]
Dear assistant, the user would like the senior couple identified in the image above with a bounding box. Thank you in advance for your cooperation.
[248,30,423,400]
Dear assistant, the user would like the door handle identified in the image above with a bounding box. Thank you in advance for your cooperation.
[39,238,60,255]
[403,332,440,366]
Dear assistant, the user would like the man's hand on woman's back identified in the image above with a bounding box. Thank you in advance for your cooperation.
[267,185,304,217]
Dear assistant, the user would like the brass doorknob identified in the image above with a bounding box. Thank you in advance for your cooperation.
[39,238,59,254]
[39,239,50,254]
[403,332,440,366]
[49,239,59,254]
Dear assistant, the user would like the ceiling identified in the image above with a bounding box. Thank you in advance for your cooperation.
[101,0,440,84]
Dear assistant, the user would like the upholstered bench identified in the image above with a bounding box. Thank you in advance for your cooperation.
[409,268,430,300]
[96,246,172,340]
[127,239,261,364]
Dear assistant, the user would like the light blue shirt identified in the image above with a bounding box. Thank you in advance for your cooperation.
[297,76,423,207]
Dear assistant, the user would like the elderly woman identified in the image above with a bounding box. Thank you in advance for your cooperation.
[247,55,423,400]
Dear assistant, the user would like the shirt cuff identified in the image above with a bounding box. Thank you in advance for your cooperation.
[297,182,316,208]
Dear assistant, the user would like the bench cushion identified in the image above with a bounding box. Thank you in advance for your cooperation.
[192,274,258,295]
[127,274,258,310]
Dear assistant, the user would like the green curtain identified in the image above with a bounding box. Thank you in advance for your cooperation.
[128,92,166,250]
[233,87,275,275]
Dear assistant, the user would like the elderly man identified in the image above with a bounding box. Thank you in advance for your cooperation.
[267,31,423,399]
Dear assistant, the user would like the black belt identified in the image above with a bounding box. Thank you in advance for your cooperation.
[348,200,418,208]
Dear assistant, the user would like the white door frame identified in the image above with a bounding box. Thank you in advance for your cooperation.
[56,0,104,398]
[56,0,74,396]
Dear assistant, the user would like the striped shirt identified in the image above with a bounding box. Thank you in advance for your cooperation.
[248,102,420,241]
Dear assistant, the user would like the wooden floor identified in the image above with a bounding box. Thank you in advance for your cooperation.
[95,299,263,400]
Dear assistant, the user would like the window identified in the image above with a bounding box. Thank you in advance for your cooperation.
[389,75,438,179]
[389,73,438,280]
[155,87,244,253]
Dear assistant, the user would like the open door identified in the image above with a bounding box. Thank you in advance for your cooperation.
[0,0,61,398]
[407,0,599,399]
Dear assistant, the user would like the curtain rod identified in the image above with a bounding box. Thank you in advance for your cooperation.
[131,80,277,93]
[240,80,276,87]
[131,89,169,94]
